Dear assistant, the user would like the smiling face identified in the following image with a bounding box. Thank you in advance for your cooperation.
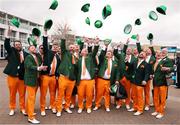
[14,41,22,51]
[81,48,88,56]
[155,50,162,60]
[69,44,75,53]
[133,48,139,56]
[126,47,132,55]
[145,48,152,56]
[28,45,37,54]
[106,50,113,58]
[138,51,146,60]
[161,48,168,58]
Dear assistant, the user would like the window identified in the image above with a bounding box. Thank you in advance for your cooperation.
[0,28,4,40]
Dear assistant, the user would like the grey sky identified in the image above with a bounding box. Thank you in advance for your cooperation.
[1,0,180,47]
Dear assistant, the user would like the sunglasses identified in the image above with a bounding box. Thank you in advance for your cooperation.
[40,48,43,50]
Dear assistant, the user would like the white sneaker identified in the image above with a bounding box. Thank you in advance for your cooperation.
[65,108,72,114]
[128,108,135,112]
[151,112,158,116]
[87,108,91,114]
[126,105,130,110]
[9,110,15,116]
[33,113,37,116]
[77,108,83,114]
[21,109,27,115]
[70,104,75,109]
[106,108,110,112]
[52,108,57,114]
[156,114,164,119]
[62,100,65,105]
[56,112,61,117]
[93,107,98,111]
[28,118,40,124]
[144,106,150,111]
[41,111,46,116]
[48,106,52,110]
[116,105,121,109]
[45,106,48,110]
[134,111,142,116]
[150,103,154,107]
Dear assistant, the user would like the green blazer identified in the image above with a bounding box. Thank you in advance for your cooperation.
[153,57,173,86]
[98,49,120,85]
[76,45,99,84]
[24,54,42,87]
[3,38,28,79]
[57,39,76,80]
[113,48,126,80]
[133,60,150,86]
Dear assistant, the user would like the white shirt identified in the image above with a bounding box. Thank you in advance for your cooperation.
[137,59,144,68]
[125,54,132,63]
[146,55,151,63]
[81,56,91,80]
[50,55,57,75]
[103,58,112,79]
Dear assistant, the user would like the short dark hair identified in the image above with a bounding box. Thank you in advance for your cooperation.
[13,40,21,46]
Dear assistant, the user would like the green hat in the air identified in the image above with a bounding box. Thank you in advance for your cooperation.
[135,18,141,25]
[131,34,137,40]
[104,39,112,45]
[147,33,153,41]
[27,36,37,47]
[124,24,132,34]
[32,28,41,37]
[156,5,167,15]
[44,19,53,30]
[49,0,58,10]
[85,17,90,25]
[149,11,158,21]
[94,20,103,28]
[10,18,20,28]
[75,37,82,45]
[102,4,112,19]
[81,3,90,12]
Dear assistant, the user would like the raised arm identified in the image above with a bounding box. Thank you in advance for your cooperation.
[4,26,12,54]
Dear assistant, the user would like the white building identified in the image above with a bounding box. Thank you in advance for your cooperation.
[0,10,42,59]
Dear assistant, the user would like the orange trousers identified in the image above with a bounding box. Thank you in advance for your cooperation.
[95,78,110,108]
[153,86,167,115]
[56,76,75,112]
[26,86,38,120]
[131,83,136,105]
[7,76,26,110]
[117,76,131,106]
[144,80,151,107]
[40,75,57,111]
[133,85,144,112]
[78,80,95,109]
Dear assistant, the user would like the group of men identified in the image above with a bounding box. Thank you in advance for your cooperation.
[4,25,174,124]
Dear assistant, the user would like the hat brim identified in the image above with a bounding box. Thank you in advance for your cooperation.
[124,24,132,34]
[156,7,166,15]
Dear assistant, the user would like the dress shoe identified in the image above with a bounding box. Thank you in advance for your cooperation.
[56,112,61,117]
[151,112,158,116]
[133,111,142,116]
[156,114,164,119]
[87,108,91,114]
[9,110,15,116]
[93,107,98,111]
[65,108,72,114]
[77,108,83,114]
[28,118,40,124]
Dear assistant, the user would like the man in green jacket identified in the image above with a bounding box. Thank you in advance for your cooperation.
[4,26,28,116]
[24,45,47,124]
[76,37,99,114]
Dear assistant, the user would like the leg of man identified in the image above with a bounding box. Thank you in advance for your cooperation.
[78,81,86,109]
[121,77,131,106]
[26,86,37,120]
[144,80,151,107]
[85,80,95,109]
[95,78,106,108]
[64,79,75,110]
[104,80,110,109]
[153,86,160,113]
[7,76,18,110]
[40,75,49,112]
[136,86,144,113]
[17,78,26,111]
[49,76,57,109]
[159,86,168,115]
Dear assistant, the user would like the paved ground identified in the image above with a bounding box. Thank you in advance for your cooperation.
[0,60,180,124]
